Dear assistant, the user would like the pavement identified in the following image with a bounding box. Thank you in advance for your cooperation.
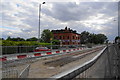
[76,44,120,78]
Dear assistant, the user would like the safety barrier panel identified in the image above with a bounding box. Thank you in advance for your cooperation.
[51,46,107,80]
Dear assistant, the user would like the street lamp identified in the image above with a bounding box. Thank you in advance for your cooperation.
[38,2,45,42]
[118,1,120,37]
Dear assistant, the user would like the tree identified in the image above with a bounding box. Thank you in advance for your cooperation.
[92,34,107,44]
[6,36,25,41]
[80,31,90,44]
[96,34,107,44]
[0,38,4,40]
[115,36,120,43]
[80,31,107,44]
[26,37,38,41]
[52,39,60,45]
[41,29,53,43]
[6,36,12,41]
[11,37,25,41]
[88,33,96,43]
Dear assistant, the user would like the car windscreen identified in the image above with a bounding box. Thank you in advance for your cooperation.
[36,47,48,49]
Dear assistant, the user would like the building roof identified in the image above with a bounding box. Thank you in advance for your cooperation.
[51,27,80,35]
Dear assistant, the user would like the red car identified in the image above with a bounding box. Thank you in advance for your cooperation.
[34,47,51,52]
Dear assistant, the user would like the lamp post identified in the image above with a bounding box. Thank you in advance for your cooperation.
[118,1,120,37]
[38,2,45,42]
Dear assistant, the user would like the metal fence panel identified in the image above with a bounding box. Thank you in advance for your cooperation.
[2,45,82,55]
[18,64,30,78]
[2,69,18,78]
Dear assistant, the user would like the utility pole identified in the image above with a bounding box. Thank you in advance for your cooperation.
[38,2,45,42]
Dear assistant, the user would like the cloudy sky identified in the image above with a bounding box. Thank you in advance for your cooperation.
[0,0,119,41]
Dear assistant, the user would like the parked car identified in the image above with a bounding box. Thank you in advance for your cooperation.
[68,45,77,48]
[34,47,51,52]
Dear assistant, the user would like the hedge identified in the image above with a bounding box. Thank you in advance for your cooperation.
[0,40,2,46]
[2,40,51,46]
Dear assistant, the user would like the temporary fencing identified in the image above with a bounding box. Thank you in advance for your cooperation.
[1,45,105,79]
[18,64,30,78]
[2,64,31,78]
[2,69,18,78]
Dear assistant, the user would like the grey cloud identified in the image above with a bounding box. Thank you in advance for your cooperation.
[99,2,118,17]
[42,2,106,22]
[42,2,117,22]
[1,1,118,41]
[21,29,31,32]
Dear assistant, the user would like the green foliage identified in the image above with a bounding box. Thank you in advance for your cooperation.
[26,37,38,41]
[6,36,11,41]
[0,38,4,40]
[2,40,51,46]
[16,41,32,46]
[41,29,53,43]
[81,31,90,44]
[6,36,25,41]
[0,40,2,46]
[95,34,107,44]
[52,39,60,45]
[80,31,107,44]
[2,40,18,46]
[115,36,120,43]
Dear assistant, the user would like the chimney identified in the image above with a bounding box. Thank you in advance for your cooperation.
[65,26,67,30]
[68,28,70,30]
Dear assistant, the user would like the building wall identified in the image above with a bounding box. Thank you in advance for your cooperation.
[53,33,80,45]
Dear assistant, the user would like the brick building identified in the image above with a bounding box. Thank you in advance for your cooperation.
[51,27,80,45]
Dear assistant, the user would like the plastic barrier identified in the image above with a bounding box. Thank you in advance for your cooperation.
[0,57,7,61]
[34,53,41,56]
[0,46,105,62]
[56,51,60,53]
[17,55,27,59]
